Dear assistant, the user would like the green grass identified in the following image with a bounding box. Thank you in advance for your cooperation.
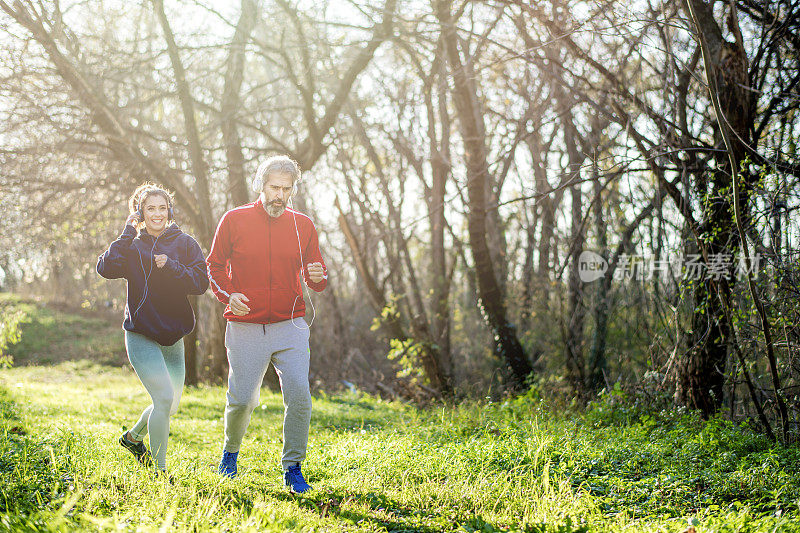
[0,293,798,531]
[0,361,798,532]
[0,293,125,366]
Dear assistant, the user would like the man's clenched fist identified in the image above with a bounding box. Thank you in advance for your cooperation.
[229,293,250,316]
[306,262,325,283]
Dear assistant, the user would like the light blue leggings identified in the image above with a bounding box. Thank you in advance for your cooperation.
[124,331,185,470]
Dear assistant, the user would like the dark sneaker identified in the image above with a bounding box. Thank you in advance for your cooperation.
[284,463,312,493]
[157,469,175,484]
[119,432,153,467]
[218,450,238,478]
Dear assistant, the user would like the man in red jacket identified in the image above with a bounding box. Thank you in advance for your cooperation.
[206,155,327,493]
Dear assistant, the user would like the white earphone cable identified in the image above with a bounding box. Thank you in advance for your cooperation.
[130,193,171,324]
[132,235,159,322]
[289,197,314,330]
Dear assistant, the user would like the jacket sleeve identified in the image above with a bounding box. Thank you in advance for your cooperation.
[206,213,236,304]
[96,224,138,280]
[302,220,328,293]
[166,236,210,295]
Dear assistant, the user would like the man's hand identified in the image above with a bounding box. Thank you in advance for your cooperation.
[229,293,250,316]
[154,254,168,268]
[306,262,325,283]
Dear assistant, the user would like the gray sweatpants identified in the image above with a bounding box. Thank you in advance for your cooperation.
[222,319,312,471]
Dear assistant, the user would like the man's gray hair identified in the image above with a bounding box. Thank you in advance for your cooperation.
[252,155,302,192]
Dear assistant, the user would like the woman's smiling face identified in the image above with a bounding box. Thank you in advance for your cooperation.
[141,194,170,236]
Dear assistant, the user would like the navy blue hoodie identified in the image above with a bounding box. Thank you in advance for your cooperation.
[97,223,209,346]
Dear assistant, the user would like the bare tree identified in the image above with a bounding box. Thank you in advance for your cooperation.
[0,0,396,381]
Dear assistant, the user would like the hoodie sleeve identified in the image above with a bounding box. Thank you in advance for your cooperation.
[166,236,210,295]
[96,224,138,280]
[301,219,328,293]
[206,213,236,304]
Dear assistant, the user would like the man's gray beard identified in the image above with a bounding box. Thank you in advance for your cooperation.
[266,203,285,217]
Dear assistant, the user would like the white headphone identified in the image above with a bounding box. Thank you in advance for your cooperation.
[252,157,301,193]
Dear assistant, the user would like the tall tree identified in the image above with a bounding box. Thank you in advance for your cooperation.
[434,0,533,390]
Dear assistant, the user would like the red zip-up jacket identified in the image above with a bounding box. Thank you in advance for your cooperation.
[206,199,328,323]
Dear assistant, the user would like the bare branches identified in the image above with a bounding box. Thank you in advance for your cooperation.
[152,0,213,232]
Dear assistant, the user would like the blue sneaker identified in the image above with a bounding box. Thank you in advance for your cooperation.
[218,450,238,478]
[284,463,312,493]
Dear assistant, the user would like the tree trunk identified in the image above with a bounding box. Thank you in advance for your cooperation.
[435,0,532,391]
[680,279,730,416]
[677,0,754,418]
[563,122,587,395]
[587,158,608,392]
[522,130,545,326]
[221,0,259,207]
[429,67,455,394]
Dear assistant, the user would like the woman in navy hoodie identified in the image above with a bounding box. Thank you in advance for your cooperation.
[97,182,208,476]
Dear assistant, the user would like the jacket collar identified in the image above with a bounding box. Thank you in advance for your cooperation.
[138,222,181,242]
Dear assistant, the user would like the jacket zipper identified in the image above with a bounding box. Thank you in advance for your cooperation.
[267,211,271,324]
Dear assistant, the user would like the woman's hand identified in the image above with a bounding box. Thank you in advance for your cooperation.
[126,213,140,227]
[154,254,168,268]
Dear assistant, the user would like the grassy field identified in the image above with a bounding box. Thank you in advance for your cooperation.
[0,293,126,367]
[1,295,799,532]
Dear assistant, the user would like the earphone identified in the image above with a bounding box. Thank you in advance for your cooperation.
[130,189,172,323]
[289,196,316,331]
[131,236,159,323]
